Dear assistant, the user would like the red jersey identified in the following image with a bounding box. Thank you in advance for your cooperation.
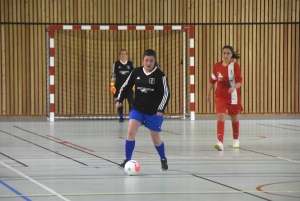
[210,61,242,105]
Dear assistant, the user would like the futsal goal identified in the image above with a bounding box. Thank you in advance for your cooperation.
[46,25,195,122]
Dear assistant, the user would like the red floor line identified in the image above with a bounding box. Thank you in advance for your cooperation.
[256,181,300,199]
[46,135,95,152]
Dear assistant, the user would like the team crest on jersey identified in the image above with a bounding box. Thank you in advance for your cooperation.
[149,78,155,84]
[127,65,130,69]
[120,71,128,75]
[217,72,223,80]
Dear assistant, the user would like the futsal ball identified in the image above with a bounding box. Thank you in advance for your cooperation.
[124,160,140,176]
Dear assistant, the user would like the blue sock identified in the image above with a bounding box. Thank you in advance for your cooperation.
[155,142,166,160]
[125,140,135,160]
[119,114,124,118]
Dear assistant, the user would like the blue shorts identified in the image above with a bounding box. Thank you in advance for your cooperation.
[129,110,164,132]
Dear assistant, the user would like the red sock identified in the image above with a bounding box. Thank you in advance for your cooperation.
[217,121,225,143]
[232,121,240,140]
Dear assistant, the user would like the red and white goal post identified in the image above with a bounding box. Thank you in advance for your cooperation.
[46,25,195,122]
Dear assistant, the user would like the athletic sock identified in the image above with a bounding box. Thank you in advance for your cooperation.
[125,140,135,160]
[232,121,240,140]
[155,142,166,160]
[217,121,225,143]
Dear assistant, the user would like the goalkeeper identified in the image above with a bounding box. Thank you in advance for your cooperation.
[110,49,134,122]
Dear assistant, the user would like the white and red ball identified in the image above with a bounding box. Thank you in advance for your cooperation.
[124,160,140,176]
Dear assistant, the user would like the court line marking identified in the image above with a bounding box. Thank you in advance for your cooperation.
[0,180,31,201]
[118,136,266,141]
[256,181,300,199]
[191,174,271,201]
[0,151,28,167]
[14,126,119,165]
[276,157,300,164]
[162,129,181,135]
[233,147,300,163]
[46,135,95,152]
[0,161,70,201]
[257,123,300,131]
[1,190,300,197]
[15,126,94,153]
[0,129,88,166]
[278,123,300,128]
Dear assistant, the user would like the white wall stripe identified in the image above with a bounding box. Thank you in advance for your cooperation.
[63,25,73,30]
[190,57,194,66]
[50,94,55,104]
[190,93,195,102]
[154,26,164,30]
[50,57,54,66]
[118,26,128,30]
[136,26,145,30]
[190,75,195,84]
[172,25,182,30]
[100,26,109,30]
[50,38,54,48]
[190,39,194,48]
[50,75,55,85]
[82,25,91,30]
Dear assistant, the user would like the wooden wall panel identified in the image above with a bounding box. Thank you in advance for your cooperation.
[0,0,299,117]
[52,30,184,116]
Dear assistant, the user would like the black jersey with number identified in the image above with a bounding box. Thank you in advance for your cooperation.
[117,66,170,115]
[111,60,134,90]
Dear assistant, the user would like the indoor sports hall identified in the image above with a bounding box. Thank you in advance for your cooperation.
[1,0,299,201]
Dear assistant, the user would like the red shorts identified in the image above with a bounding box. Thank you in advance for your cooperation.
[215,99,243,115]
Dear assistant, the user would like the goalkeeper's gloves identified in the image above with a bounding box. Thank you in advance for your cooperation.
[110,83,116,94]
[132,85,135,91]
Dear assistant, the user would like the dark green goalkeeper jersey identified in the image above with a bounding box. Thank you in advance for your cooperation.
[117,66,170,115]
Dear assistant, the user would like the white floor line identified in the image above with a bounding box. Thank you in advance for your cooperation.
[276,157,300,163]
[0,161,70,201]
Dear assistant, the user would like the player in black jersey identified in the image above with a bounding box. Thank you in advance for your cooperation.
[116,49,170,170]
[110,49,134,122]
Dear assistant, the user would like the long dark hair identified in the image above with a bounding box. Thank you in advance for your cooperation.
[143,49,158,67]
[223,45,240,59]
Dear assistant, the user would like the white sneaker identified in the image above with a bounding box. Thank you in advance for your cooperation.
[233,139,239,148]
[214,141,224,151]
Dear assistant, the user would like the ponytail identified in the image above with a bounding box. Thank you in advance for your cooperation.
[223,45,240,59]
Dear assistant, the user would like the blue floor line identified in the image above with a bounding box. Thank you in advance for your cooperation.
[0,180,32,201]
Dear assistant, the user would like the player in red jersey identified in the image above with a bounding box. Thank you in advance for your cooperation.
[207,45,243,151]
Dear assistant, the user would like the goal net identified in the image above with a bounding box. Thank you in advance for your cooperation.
[47,25,194,121]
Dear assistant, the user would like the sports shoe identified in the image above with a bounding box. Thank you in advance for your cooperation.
[233,139,239,148]
[119,117,124,122]
[118,159,128,169]
[214,141,224,151]
[161,158,168,171]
